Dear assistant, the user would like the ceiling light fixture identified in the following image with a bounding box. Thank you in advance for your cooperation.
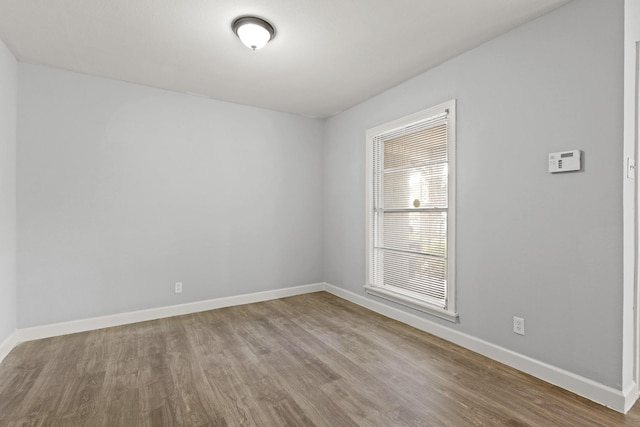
[232,16,276,51]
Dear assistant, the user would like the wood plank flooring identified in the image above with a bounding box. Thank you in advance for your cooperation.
[1,291,639,426]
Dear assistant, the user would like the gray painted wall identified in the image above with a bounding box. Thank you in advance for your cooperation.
[324,0,624,389]
[17,64,324,327]
[0,39,16,345]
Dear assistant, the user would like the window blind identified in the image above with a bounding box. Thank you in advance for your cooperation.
[370,112,450,308]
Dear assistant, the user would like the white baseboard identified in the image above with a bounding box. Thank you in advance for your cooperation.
[0,331,17,364]
[324,283,635,414]
[623,382,639,413]
[16,282,325,343]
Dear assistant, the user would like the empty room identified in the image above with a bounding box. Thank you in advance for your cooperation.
[1,0,640,425]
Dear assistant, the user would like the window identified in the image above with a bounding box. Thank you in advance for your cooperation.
[365,100,457,322]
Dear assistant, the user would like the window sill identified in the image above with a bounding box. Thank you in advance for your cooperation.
[364,285,458,323]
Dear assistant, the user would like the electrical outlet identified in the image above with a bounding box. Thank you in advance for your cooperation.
[174,282,183,294]
[513,316,525,335]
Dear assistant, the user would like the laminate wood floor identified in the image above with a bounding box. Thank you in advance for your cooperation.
[1,292,639,426]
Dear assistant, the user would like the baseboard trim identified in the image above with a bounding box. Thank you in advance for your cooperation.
[0,331,18,364]
[16,282,325,343]
[623,382,639,413]
[324,283,634,414]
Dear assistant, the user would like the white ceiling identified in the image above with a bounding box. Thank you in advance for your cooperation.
[0,0,571,118]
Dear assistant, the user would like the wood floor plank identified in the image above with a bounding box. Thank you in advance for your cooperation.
[262,299,457,421]
[1,291,640,426]
[258,350,359,427]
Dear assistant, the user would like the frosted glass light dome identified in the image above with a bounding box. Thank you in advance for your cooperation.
[232,17,275,51]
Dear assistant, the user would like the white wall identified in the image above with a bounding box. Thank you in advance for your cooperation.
[17,64,324,327]
[324,0,625,390]
[0,39,17,347]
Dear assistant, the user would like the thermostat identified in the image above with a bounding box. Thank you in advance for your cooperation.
[549,150,581,173]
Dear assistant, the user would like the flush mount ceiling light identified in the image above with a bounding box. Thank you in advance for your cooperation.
[232,16,276,51]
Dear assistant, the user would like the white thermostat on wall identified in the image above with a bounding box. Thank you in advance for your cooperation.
[549,150,581,173]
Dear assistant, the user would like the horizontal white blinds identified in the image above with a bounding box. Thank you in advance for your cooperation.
[371,112,449,308]
[383,212,446,258]
[378,250,446,302]
[384,122,447,169]
[383,164,448,209]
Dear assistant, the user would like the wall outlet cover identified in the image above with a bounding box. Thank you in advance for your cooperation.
[513,316,525,335]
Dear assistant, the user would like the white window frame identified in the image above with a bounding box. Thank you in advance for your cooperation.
[365,99,457,322]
